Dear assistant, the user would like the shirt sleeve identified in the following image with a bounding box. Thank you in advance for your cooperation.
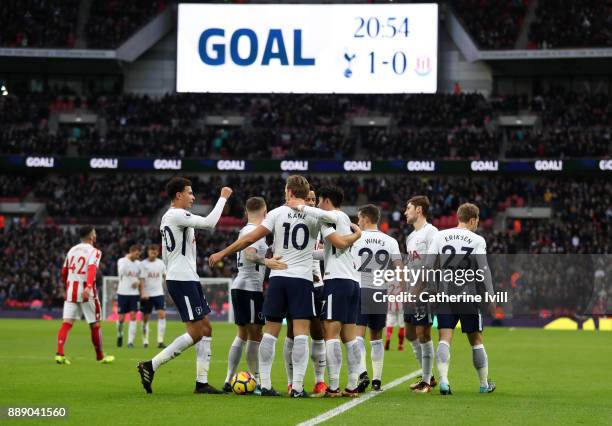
[139,263,147,279]
[320,222,337,239]
[302,206,339,223]
[391,239,402,261]
[261,208,278,231]
[171,198,227,230]
[117,258,124,277]
[424,235,440,269]
[474,237,494,295]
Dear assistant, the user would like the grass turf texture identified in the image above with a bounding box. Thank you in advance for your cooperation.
[0,320,610,425]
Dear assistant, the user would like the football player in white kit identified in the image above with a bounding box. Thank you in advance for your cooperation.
[116,245,142,348]
[284,190,328,396]
[55,226,114,364]
[404,196,439,393]
[137,177,232,394]
[428,203,496,395]
[210,176,357,398]
[290,186,363,398]
[353,204,403,391]
[222,197,270,394]
[139,244,167,348]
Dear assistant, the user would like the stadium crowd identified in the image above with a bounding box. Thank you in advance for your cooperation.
[2,1,611,50]
[0,0,168,49]
[1,91,610,158]
[0,0,79,48]
[1,172,609,315]
[454,0,529,49]
[0,221,238,310]
[528,0,612,48]
[86,0,169,48]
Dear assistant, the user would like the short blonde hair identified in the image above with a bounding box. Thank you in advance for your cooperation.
[457,203,480,223]
[286,175,310,199]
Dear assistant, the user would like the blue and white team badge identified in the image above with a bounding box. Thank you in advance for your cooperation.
[344,52,356,78]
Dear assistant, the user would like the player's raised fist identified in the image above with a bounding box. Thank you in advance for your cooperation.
[209,252,224,267]
[220,187,233,199]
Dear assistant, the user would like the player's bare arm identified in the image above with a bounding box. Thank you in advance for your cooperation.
[208,225,270,267]
[139,278,147,300]
[323,223,362,250]
[286,199,342,223]
[244,247,287,270]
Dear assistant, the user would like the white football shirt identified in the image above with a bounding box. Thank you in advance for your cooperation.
[233,223,268,292]
[352,229,401,289]
[428,227,492,295]
[117,256,141,296]
[160,198,226,282]
[320,210,359,282]
[139,258,166,297]
[261,205,325,280]
[406,222,439,269]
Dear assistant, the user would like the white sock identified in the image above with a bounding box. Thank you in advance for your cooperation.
[346,339,361,391]
[224,336,246,383]
[311,339,326,383]
[472,344,489,387]
[356,336,367,375]
[157,318,166,343]
[246,340,260,382]
[152,332,194,371]
[283,337,294,385]
[421,340,434,384]
[370,339,384,381]
[291,335,309,393]
[195,336,212,384]
[142,322,149,345]
[258,333,277,389]
[436,341,451,385]
[117,321,124,337]
[128,321,137,345]
[410,339,422,368]
[326,339,342,390]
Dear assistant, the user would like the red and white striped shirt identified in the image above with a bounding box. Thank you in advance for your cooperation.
[62,243,102,303]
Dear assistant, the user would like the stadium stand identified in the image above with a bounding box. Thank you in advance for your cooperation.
[0,0,79,48]
[528,0,612,49]
[86,0,169,48]
[453,0,529,49]
[1,171,609,310]
[1,92,609,158]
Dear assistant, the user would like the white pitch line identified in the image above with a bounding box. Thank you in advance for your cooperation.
[296,369,422,426]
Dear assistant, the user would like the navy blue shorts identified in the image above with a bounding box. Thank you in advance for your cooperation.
[357,313,387,330]
[117,294,139,314]
[437,308,483,334]
[313,285,325,317]
[358,287,387,330]
[322,279,360,324]
[404,304,434,326]
[140,295,166,314]
[231,289,264,326]
[167,280,211,322]
[263,277,316,321]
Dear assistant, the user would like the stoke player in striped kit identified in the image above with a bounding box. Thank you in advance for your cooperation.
[55,226,114,365]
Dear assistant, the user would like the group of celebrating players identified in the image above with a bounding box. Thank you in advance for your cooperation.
[55,174,496,398]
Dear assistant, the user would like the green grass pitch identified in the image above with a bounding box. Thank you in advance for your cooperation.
[0,319,610,425]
